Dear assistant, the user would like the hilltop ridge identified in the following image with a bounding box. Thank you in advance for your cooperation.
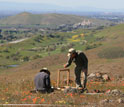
[0,12,112,28]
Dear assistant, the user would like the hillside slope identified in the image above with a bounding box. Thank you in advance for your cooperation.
[2,24,124,77]
[0,24,124,106]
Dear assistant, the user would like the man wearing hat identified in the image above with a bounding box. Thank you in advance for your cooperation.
[64,48,88,90]
[34,67,53,93]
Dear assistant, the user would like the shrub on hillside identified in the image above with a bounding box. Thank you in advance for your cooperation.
[31,55,42,60]
[60,46,67,52]
[67,43,75,49]
[12,56,19,61]
[22,56,30,62]
[34,35,42,43]
[85,43,102,50]
[98,47,124,59]
[11,52,21,57]
[3,48,9,53]
[95,26,105,30]
[96,37,105,41]
[60,43,75,52]
[46,45,56,52]
[6,56,10,59]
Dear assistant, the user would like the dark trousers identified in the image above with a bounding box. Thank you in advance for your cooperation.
[74,67,88,88]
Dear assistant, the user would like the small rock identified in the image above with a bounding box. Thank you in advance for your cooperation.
[70,88,78,93]
[64,87,78,94]
[64,86,71,89]
[88,73,96,78]
[63,87,71,93]
[111,89,121,96]
[88,72,111,82]
[96,72,102,78]
[102,74,110,81]
[100,99,109,104]
[117,98,124,103]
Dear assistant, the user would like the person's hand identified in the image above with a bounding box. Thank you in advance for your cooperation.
[63,64,67,68]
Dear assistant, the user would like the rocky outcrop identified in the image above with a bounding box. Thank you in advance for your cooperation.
[88,72,110,82]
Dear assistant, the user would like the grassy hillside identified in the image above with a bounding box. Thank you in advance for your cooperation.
[0,24,124,69]
[0,12,112,28]
[95,24,124,39]
[0,24,124,105]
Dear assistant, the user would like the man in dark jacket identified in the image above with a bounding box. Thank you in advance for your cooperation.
[64,48,88,90]
[34,67,53,93]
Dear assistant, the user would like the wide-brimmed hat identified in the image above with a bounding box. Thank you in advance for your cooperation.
[40,67,48,72]
[42,67,48,71]
[67,48,76,57]
[40,67,50,75]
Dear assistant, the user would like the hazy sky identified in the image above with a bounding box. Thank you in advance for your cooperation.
[0,0,124,10]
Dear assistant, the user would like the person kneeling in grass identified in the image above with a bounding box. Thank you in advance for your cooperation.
[31,67,53,93]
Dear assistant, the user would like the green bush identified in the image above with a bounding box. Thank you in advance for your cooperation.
[3,48,9,53]
[22,56,30,62]
[46,45,56,52]
[85,43,102,50]
[60,43,75,52]
[32,55,42,59]
[98,47,124,59]
[60,46,67,52]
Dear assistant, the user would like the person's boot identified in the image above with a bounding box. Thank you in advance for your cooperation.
[76,87,83,93]
[81,88,88,93]
[30,89,37,93]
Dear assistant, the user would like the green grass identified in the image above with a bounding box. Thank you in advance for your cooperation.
[0,29,89,66]
[1,23,124,70]
[94,24,124,39]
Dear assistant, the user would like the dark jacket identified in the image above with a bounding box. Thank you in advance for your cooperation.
[65,51,88,69]
[34,72,51,91]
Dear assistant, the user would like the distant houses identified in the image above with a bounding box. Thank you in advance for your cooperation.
[73,20,92,28]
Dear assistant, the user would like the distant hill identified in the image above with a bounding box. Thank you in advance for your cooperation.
[0,12,112,28]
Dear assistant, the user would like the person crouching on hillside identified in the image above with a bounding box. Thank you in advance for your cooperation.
[64,48,88,91]
[33,67,53,93]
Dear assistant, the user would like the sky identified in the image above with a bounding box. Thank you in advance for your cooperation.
[0,0,124,9]
[0,0,124,12]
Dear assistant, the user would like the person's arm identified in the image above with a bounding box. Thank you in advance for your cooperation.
[45,75,51,89]
[64,56,73,68]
